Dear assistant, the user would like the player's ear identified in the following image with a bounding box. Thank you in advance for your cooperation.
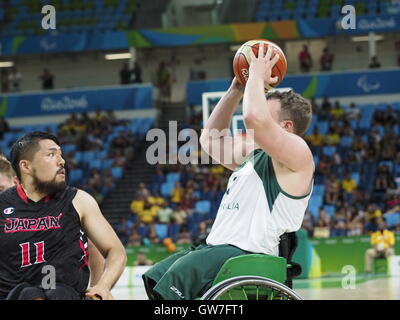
[281,120,294,132]
[13,176,20,186]
[19,160,31,176]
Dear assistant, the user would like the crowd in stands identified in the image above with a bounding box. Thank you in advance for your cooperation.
[116,161,228,247]
[303,97,400,238]
[116,96,400,247]
[0,109,143,207]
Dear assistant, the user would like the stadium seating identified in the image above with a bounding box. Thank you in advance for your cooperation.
[1,0,137,36]
[255,0,381,22]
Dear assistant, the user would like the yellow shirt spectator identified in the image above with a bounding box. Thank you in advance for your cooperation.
[366,209,382,221]
[147,196,165,207]
[342,178,357,193]
[331,107,344,120]
[371,230,395,249]
[130,199,144,215]
[307,133,325,147]
[171,183,183,204]
[138,208,157,224]
[325,132,340,145]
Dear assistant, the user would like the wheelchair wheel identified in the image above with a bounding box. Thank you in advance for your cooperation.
[201,276,303,300]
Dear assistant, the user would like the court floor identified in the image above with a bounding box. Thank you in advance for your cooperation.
[111,274,400,300]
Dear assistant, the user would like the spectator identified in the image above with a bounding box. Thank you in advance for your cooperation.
[374,165,394,193]
[1,69,9,93]
[306,127,324,150]
[116,217,134,246]
[330,101,344,120]
[325,127,340,146]
[130,194,145,216]
[171,205,187,225]
[313,209,330,238]
[157,202,174,224]
[342,172,357,204]
[192,221,212,246]
[120,63,132,85]
[310,97,320,116]
[346,207,364,236]
[325,173,340,205]
[365,204,382,223]
[301,210,314,238]
[170,181,184,207]
[316,155,333,177]
[132,62,143,83]
[154,61,172,102]
[39,68,55,90]
[345,103,360,121]
[134,251,153,266]
[320,96,332,120]
[331,207,347,237]
[364,221,395,273]
[298,44,313,73]
[384,105,398,126]
[127,230,142,247]
[176,225,192,244]
[364,217,381,234]
[8,67,22,92]
[369,56,381,69]
[320,47,334,71]
[0,117,10,140]
[136,182,150,198]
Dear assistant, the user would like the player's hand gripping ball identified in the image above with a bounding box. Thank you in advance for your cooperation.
[233,39,287,91]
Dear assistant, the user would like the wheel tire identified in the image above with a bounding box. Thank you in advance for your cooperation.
[201,276,303,300]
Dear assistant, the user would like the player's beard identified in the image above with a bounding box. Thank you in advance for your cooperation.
[32,168,67,196]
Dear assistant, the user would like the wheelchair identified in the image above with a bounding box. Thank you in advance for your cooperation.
[200,233,303,300]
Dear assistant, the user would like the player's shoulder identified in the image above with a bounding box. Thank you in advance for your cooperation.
[72,188,98,206]
[0,186,18,203]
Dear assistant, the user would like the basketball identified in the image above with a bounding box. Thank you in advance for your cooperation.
[232,39,287,90]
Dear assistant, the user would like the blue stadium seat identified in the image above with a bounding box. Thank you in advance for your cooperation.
[102,159,114,170]
[323,205,336,218]
[385,213,400,228]
[322,146,336,157]
[308,205,320,221]
[160,182,174,197]
[111,167,123,180]
[309,195,323,210]
[88,159,102,170]
[313,184,325,196]
[166,172,181,185]
[168,223,181,241]
[351,172,360,185]
[195,200,211,215]
[137,224,149,238]
[69,168,83,183]
[316,121,329,135]
[154,224,168,240]
[340,136,353,148]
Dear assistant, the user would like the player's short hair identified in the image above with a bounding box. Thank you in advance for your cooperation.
[10,131,60,180]
[266,90,312,136]
[0,155,16,179]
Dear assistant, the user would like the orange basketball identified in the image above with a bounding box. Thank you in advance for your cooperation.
[232,39,287,90]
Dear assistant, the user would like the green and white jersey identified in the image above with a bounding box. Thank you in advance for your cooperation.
[206,149,313,256]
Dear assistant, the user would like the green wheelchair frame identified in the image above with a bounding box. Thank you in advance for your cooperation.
[200,233,303,300]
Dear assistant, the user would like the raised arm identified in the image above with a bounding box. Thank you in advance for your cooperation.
[243,44,313,172]
[199,78,257,171]
[73,189,127,300]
